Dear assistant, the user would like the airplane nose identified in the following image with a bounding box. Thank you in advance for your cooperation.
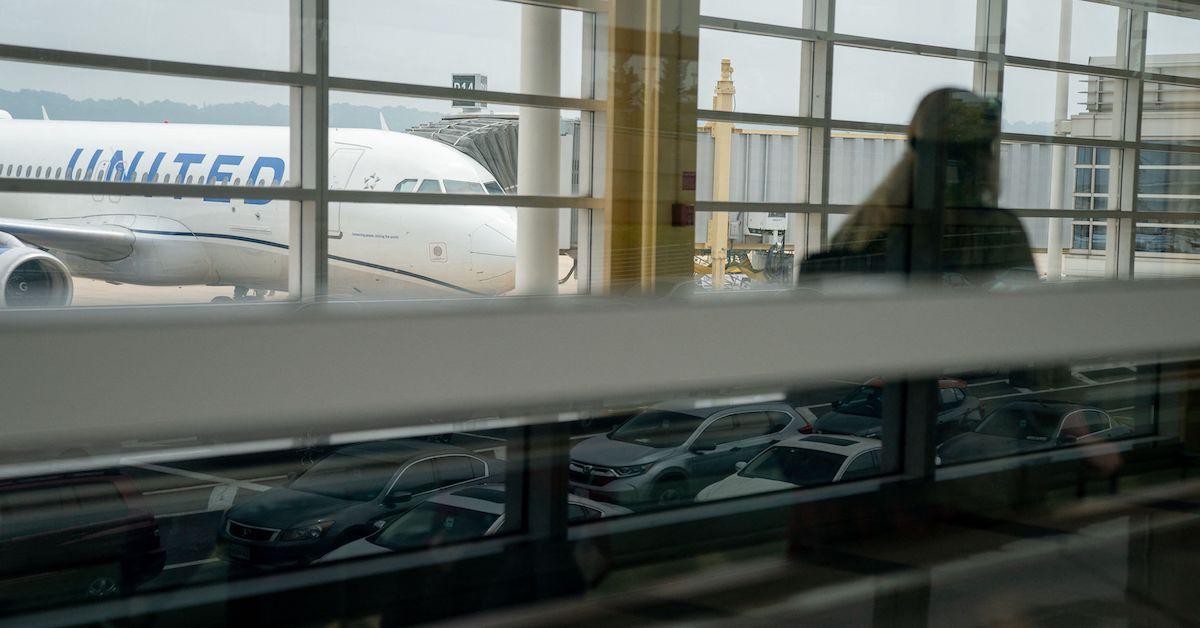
[468,216,516,294]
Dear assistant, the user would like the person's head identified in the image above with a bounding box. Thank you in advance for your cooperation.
[908,88,1002,208]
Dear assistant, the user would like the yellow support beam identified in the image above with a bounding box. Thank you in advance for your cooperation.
[603,0,698,295]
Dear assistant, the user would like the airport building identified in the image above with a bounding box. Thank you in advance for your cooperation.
[7,1,1200,626]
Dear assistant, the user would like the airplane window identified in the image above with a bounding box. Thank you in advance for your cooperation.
[74,168,81,180]
[35,166,42,178]
[484,181,504,195]
[444,180,487,194]
[54,167,61,179]
[163,174,171,184]
[16,165,23,177]
[5,165,12,176]
[0,164,4,176]
[186,175,194,184]
[417,179,442,193]
[394,179,418,192]
[234,177,241,186]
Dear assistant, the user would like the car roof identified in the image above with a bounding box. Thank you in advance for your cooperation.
[646,399,795,417]
[996,400,1099,415]
[863,377,967,389]
[333,439,471,463]
[423,484,630,516]
[774,434,882,456]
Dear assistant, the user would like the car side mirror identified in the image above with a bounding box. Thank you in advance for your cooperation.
[372,519,388,530]
[383,491,412,507]
[734,461,747,471]
[691,443,717,453]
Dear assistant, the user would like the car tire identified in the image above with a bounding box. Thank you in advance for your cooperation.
[650,476,689,509]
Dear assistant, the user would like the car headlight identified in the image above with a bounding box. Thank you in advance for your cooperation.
[279,520,334,542]
[614,463,654,477]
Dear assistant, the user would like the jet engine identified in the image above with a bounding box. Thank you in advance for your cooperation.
[0,233,73,307]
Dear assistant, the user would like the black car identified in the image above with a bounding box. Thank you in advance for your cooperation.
[937,401,1133,465]
[814,377,983,443]
[0,471,165,609]
[220,440,502,567]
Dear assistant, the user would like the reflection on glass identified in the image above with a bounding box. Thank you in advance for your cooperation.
[696,434,882,501]
[938,400,1134,465]
[570,401,812,510]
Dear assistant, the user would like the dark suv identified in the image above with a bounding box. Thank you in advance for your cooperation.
[220,440,502,567]
[0,471,165,609]
[814,377,983,443]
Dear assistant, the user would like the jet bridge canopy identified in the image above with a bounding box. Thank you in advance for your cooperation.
[407,115,519,193]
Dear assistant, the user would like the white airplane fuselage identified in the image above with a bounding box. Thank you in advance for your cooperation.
[0,118,517,298]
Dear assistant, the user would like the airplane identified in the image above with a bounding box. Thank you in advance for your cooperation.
[0,109,517,306]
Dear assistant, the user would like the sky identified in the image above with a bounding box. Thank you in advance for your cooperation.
[1,0,1199,127]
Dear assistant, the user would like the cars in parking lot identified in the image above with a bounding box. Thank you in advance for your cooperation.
[936,401,1133,465]
[315,484,629,563]
[569,401,812,509]
[220,440,502,567]
[814,377,982,443]
[0,471,164,608]
[696,435,882,502]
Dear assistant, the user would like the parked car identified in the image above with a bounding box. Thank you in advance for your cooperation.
[220,440,502,567]
[315,484,630,563]
[814,377,982,443]
[697,435,882,502]
[937,401,1133,465]
[569,401,812,509]
[0,471,164,609]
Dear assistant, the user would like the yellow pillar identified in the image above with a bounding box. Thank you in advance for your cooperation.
[708,59,734,289]
[603,0,698,295]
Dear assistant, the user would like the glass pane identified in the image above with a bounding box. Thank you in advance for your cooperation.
[999,141,1114,212]
[0,62,293,307]
[828,129,908,205]
[1146,11,1200,63]
[835,0,977,50]
[694,211,795,291]
[329,93,590,197]
[1002,67,1120,137]
[696,120,808,204]
[699,0,805,28]
[699,29,804,117]
[832,47,975,125]
[1138,150,1200,213]
[1005,0,1120,67]
[1141,81,1200,144]
[1134,220,1200,279]
[1029,216,1110,281]
[0,0,289,70]
[330,0,586,100]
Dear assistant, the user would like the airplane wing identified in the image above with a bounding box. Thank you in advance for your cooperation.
[0,216,135,262]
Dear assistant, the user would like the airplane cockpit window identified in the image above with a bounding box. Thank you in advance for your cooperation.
[417,179,443,193]
[443,180,486,194]
[394,178,417,192]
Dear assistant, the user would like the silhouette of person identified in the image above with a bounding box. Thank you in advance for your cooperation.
[800,88,1037,289]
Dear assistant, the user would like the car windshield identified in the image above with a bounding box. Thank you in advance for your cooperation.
[836,385,884,418]
[975,405,1062,440]
[609,410,707,448]
[739,446,846,486]
[289,453,397,502]
[372,502,500,552]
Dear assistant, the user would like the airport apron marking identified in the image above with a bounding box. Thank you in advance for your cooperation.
[130,229,481,294]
